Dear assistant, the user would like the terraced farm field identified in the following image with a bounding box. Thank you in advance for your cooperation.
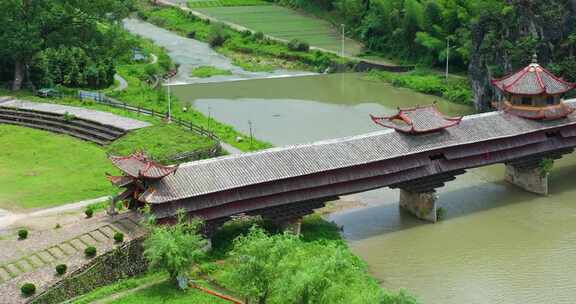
[194,5,363,55]
[187,0,270,7]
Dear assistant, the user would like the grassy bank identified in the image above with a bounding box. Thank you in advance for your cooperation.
[365,69,473,106]
[135,2,352,73]
[105,28,273,151]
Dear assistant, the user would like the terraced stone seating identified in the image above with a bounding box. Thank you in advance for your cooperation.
[0,106,126,145]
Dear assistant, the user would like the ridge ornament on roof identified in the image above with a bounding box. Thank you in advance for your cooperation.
[492,54,575,120]
[370,104,462,134]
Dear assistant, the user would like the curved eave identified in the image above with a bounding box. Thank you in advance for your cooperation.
[370,114,462,134]
[492,66,576,96]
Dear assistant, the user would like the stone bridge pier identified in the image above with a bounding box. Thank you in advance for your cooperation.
[255,200,326,235]
[391,170,466,222]
[505,148,574,195]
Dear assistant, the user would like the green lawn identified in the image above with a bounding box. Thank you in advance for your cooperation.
[0,125,116,210]
[108,281,229,304]
[108,123,220,164]
[194,5,363,56]
[74,274,229,304]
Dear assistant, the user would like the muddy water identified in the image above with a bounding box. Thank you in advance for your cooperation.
[172,73,470,144]
[172,73,576,303]
[123,18,315,85]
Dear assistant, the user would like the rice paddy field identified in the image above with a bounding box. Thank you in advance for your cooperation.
[187,0,270,7]
[193,5,364,56]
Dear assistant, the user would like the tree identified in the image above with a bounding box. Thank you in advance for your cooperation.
[223,227,418,304]
[143,210,207,284]
[0,0,133,90]
[224,227,300,304]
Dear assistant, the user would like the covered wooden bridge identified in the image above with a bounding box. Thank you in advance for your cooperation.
[107,58,576,233]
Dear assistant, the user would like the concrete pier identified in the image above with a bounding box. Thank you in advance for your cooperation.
[277,217,302,235]
[505,164,548,195]
[399,189,438,222]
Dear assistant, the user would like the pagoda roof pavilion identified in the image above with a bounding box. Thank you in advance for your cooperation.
[492,56,575,96]
[370,104,462,134]
[109,152,178,179]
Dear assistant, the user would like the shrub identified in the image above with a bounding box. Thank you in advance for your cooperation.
[85,246,97,258]
[241,30,252,38]
[253,31,265,40]
[21,283,36,297]
[288,39,310,52]
[18,229,28,240]
[55,264,67,275]
[207,25,229,47]
[114,232,124,243]
[186,31,196,39]
[436,207,446,221]
[54,223,61,229]
[85,207,94,218]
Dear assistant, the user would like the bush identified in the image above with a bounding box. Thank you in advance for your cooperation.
[85,208,94,218]
[241,30,252,38]
[85,246,97,258]
[21,283,36,297]
[253,31,265,40]
[287,39,310,52]
[18,229,28,240]
[186,31,196,39]
[55,264,67,275]
[207,25,229,47]
[114,232,124,243]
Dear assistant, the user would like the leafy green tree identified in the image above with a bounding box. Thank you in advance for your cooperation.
[223,227,419,304]
[224,228,300,304]
[0,0,133,90]
[143,210,207,284]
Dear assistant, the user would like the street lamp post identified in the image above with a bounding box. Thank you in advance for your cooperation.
[165,80,172,123]
[445,37,450,83]
[340,24,345,57]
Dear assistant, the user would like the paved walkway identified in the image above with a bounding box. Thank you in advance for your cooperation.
[113,74,128,92]
[0,99,150,131]
[0,197,110,230]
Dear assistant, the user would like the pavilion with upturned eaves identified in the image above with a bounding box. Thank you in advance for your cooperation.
[492,54,575,120]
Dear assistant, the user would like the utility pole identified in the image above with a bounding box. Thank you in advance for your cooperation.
[166,80,172,123]
[341,24,345,57]
[248,120,253,151]
[445,37,450,83]
[207,106,212,132]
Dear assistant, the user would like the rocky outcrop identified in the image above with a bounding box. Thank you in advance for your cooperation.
[468,0,576,111]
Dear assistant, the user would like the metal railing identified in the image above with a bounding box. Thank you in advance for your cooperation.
[66,90,220,140]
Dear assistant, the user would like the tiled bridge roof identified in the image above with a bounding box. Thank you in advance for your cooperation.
[141,100,576,215]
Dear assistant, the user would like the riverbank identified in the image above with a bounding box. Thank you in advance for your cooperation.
[70,214,419,304]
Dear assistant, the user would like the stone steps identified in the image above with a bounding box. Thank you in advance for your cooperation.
[0,107,127,145]
[0,219,142,285]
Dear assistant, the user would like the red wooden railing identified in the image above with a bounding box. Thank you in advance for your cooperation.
[190,283,244,304]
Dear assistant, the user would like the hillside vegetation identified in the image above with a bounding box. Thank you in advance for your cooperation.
[272,0,576,109]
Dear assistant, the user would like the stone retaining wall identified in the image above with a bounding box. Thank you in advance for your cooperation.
[29,238,147,304]
[355,61,414,73]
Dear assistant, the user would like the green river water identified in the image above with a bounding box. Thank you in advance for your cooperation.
[173,74,576,304]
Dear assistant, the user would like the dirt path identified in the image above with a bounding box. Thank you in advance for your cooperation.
[113,74,128,92]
